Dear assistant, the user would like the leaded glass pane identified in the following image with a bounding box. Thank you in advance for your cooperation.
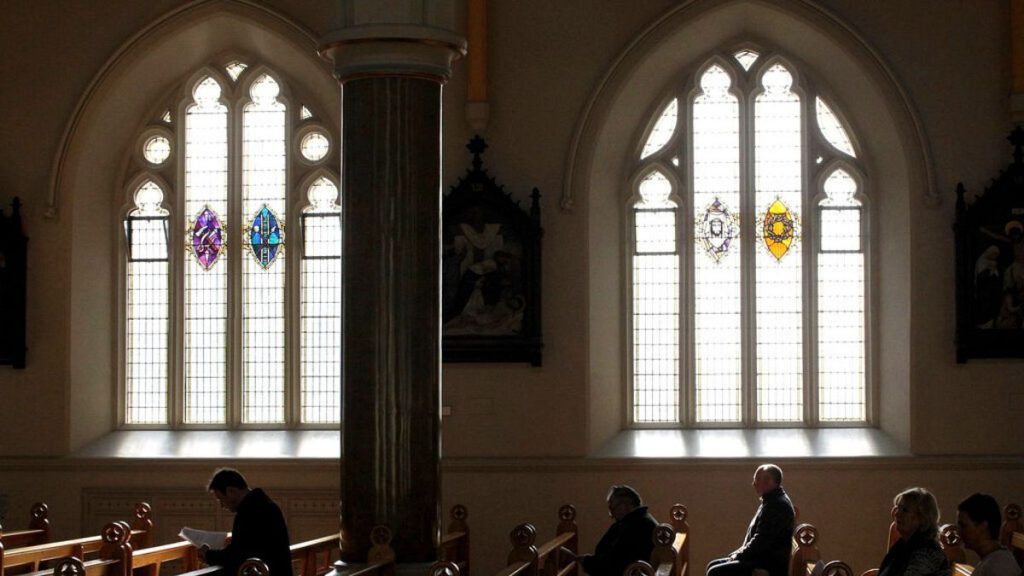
[301,177,342,424]
[633,169,679,423]
[184,76,228,424]
[143,135,171,165]
[754,63,803,422]
[632,253,679,423]
[733,49,760,71]
[641,98,678,160]
[300,106,313,120]
[692,64,742,423]
[816,97,856,157]
[300,132,330,162]
[242,74,287,424]
[225,61,248,81]
[125,180,169,425]
[818,169,865,421]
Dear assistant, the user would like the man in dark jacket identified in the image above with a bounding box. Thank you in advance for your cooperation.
[706,464,795,576]
[579,485,659,576]
[200,468,293,576]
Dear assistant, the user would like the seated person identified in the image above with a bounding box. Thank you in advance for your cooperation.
[706,464,795,576]
[957,493,1021,576]
[878,487,951,576]
[199,468,294,576]
[578,485,658,576]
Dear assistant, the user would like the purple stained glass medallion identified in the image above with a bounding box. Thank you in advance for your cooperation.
[698,198,737,262]
[189,206,224,270]
[247,205,283,269]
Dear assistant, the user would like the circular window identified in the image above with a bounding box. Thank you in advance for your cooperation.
[143,135,171,165]
[300,132,330,162]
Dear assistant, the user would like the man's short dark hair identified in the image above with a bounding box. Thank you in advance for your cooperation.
[607,485,642,508]
[759,464,783,485]
[958,493,1001,540]
[207,468,248,492]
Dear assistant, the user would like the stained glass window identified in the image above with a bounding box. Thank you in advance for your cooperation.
[123,62,340,428]
[125,181,169,425]
[629,49,869,427]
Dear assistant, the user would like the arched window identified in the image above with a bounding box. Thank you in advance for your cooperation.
[122,59,340,428]
[629,47,868,427]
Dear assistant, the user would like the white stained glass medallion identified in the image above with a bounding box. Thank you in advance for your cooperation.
[816,97,856,157]
[733,49,760,71]
[640,98,678,160]
[143,135,171,165]
[225,60,248,81]
[300,132,330,162]
[698,198,738,263]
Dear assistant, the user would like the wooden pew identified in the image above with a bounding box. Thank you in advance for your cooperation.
[289,534,341,576]
[440,505,470,576]
[665,505,689,576]
[627,520,688,576]
[791,524,822,576]
[1000,503,1024,567]
[806,561,854,576]
[939,523,967,567]
[22,522,133,576]
[0,504,51,550]
[1,504,152,576]
[495,504,578,576]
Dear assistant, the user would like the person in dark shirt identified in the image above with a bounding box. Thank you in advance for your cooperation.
[706,464,796,576]
[578,485,658,576]
[200,468,293,576]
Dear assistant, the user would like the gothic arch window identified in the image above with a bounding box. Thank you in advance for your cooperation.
[628,47,868,427]
[121,58,340,428]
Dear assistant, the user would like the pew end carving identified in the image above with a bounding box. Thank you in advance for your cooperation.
[791,524,821,576]
[623,561,655,576]
[440,505,470,576]
[939,524,966,566]
[238,559,269,576]
[430,561,461,576]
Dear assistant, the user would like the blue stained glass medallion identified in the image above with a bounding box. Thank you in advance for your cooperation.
[189,206,225,270]
[247,205,284,269]
[698,198,738,262]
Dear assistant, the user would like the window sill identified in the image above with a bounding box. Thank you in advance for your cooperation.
[72,430,340,459]
[590,427,910,459]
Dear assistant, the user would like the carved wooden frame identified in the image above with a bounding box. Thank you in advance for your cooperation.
[442,137,543,366]
[954,126,1024,362]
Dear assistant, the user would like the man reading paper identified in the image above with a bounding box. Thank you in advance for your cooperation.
[199,468,293,576]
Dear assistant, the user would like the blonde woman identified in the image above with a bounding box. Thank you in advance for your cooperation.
[879,488,951,576]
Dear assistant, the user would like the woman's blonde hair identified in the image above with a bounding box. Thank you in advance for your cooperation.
[894,487,940,540]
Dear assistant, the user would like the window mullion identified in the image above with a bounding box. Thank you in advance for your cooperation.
[230,97,244,429]
[803,95,819,426]
[741,81,757,428]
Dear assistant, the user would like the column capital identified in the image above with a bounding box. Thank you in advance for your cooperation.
[320,25,466,83]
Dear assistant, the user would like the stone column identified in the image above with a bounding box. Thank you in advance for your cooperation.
[320,16,465,565]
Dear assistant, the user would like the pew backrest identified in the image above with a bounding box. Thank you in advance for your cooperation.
[939,524,966,566]
[131,540,198,576]
[289,534,340,576]
[1,504,51,550]
[2,504,152,576]
[791,524,822,576]
[1001,504,1023,567]
[667,504,689,576]
[440,505,470,576]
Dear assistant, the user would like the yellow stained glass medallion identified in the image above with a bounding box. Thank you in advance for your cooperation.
[761,198,797,261]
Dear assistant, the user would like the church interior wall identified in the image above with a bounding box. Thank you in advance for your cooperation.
[0,0,1021,575]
